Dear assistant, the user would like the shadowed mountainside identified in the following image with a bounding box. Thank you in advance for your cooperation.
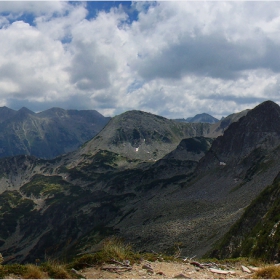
[209,171,280,262]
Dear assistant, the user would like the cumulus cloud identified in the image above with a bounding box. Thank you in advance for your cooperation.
[1,1,280,119]
[0,1,70,17]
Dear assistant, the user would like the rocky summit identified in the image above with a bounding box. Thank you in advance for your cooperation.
[0,100,280,264]
[74,110,212,163]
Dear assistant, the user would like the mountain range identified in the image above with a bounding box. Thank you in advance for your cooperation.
[0,107,110,159]
[1,101,280,264]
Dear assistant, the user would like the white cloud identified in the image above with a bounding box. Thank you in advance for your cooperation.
[1,1,280,119]
[0,1,70,16]
[0,20,70,101]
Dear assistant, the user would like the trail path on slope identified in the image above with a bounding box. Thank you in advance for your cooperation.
[79,260,255,279]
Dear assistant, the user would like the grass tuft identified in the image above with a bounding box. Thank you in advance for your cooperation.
[70,236,141,269]
[41,260,72,279]
[22,264,46,279]
[0,263,27,278]
[102,236,134,261]
[253,265,280,279]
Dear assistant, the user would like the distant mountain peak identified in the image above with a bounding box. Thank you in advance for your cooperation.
[173,113,219,124]
[18,107,35,115]
[189,113,219,124]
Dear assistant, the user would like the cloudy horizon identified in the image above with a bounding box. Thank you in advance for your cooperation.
[0,1,279,119]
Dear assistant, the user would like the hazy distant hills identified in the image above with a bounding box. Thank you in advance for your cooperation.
[174,113,219,124]
[0,107,110,159]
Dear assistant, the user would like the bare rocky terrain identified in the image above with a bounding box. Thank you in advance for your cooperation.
[79,259,259,279]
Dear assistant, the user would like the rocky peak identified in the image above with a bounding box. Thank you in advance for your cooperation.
[0,107,16,123]
[198,100,280,169]
[187,113,219,124]
[238,100,280,132]
[37,107,67,118]
[77,110,211,162]
[16,107,35,117]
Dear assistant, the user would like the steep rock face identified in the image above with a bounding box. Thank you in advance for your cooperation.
[199,101,280,171]
[206,109,249,138]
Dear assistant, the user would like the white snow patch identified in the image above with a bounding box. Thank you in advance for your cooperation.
[269,221,280,238]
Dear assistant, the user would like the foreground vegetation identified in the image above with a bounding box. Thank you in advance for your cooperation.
[0,237,280,279]
[0,237,171,279]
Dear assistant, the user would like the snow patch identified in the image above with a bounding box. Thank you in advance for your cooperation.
[269,221,280,238]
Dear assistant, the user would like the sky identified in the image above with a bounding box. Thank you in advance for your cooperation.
[0,1,280,119]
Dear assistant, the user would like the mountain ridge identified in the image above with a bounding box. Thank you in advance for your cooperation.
[174,113,219,124]
[0,107,110,159]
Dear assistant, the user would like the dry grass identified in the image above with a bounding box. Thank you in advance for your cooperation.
[0,261,75,279]
[70,236,142,269]
[22,264,46,279]
[102,236,133,260]
[41,260,72,279]
[253,265,280,279]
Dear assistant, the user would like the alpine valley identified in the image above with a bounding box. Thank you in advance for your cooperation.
[1,101,280,264]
